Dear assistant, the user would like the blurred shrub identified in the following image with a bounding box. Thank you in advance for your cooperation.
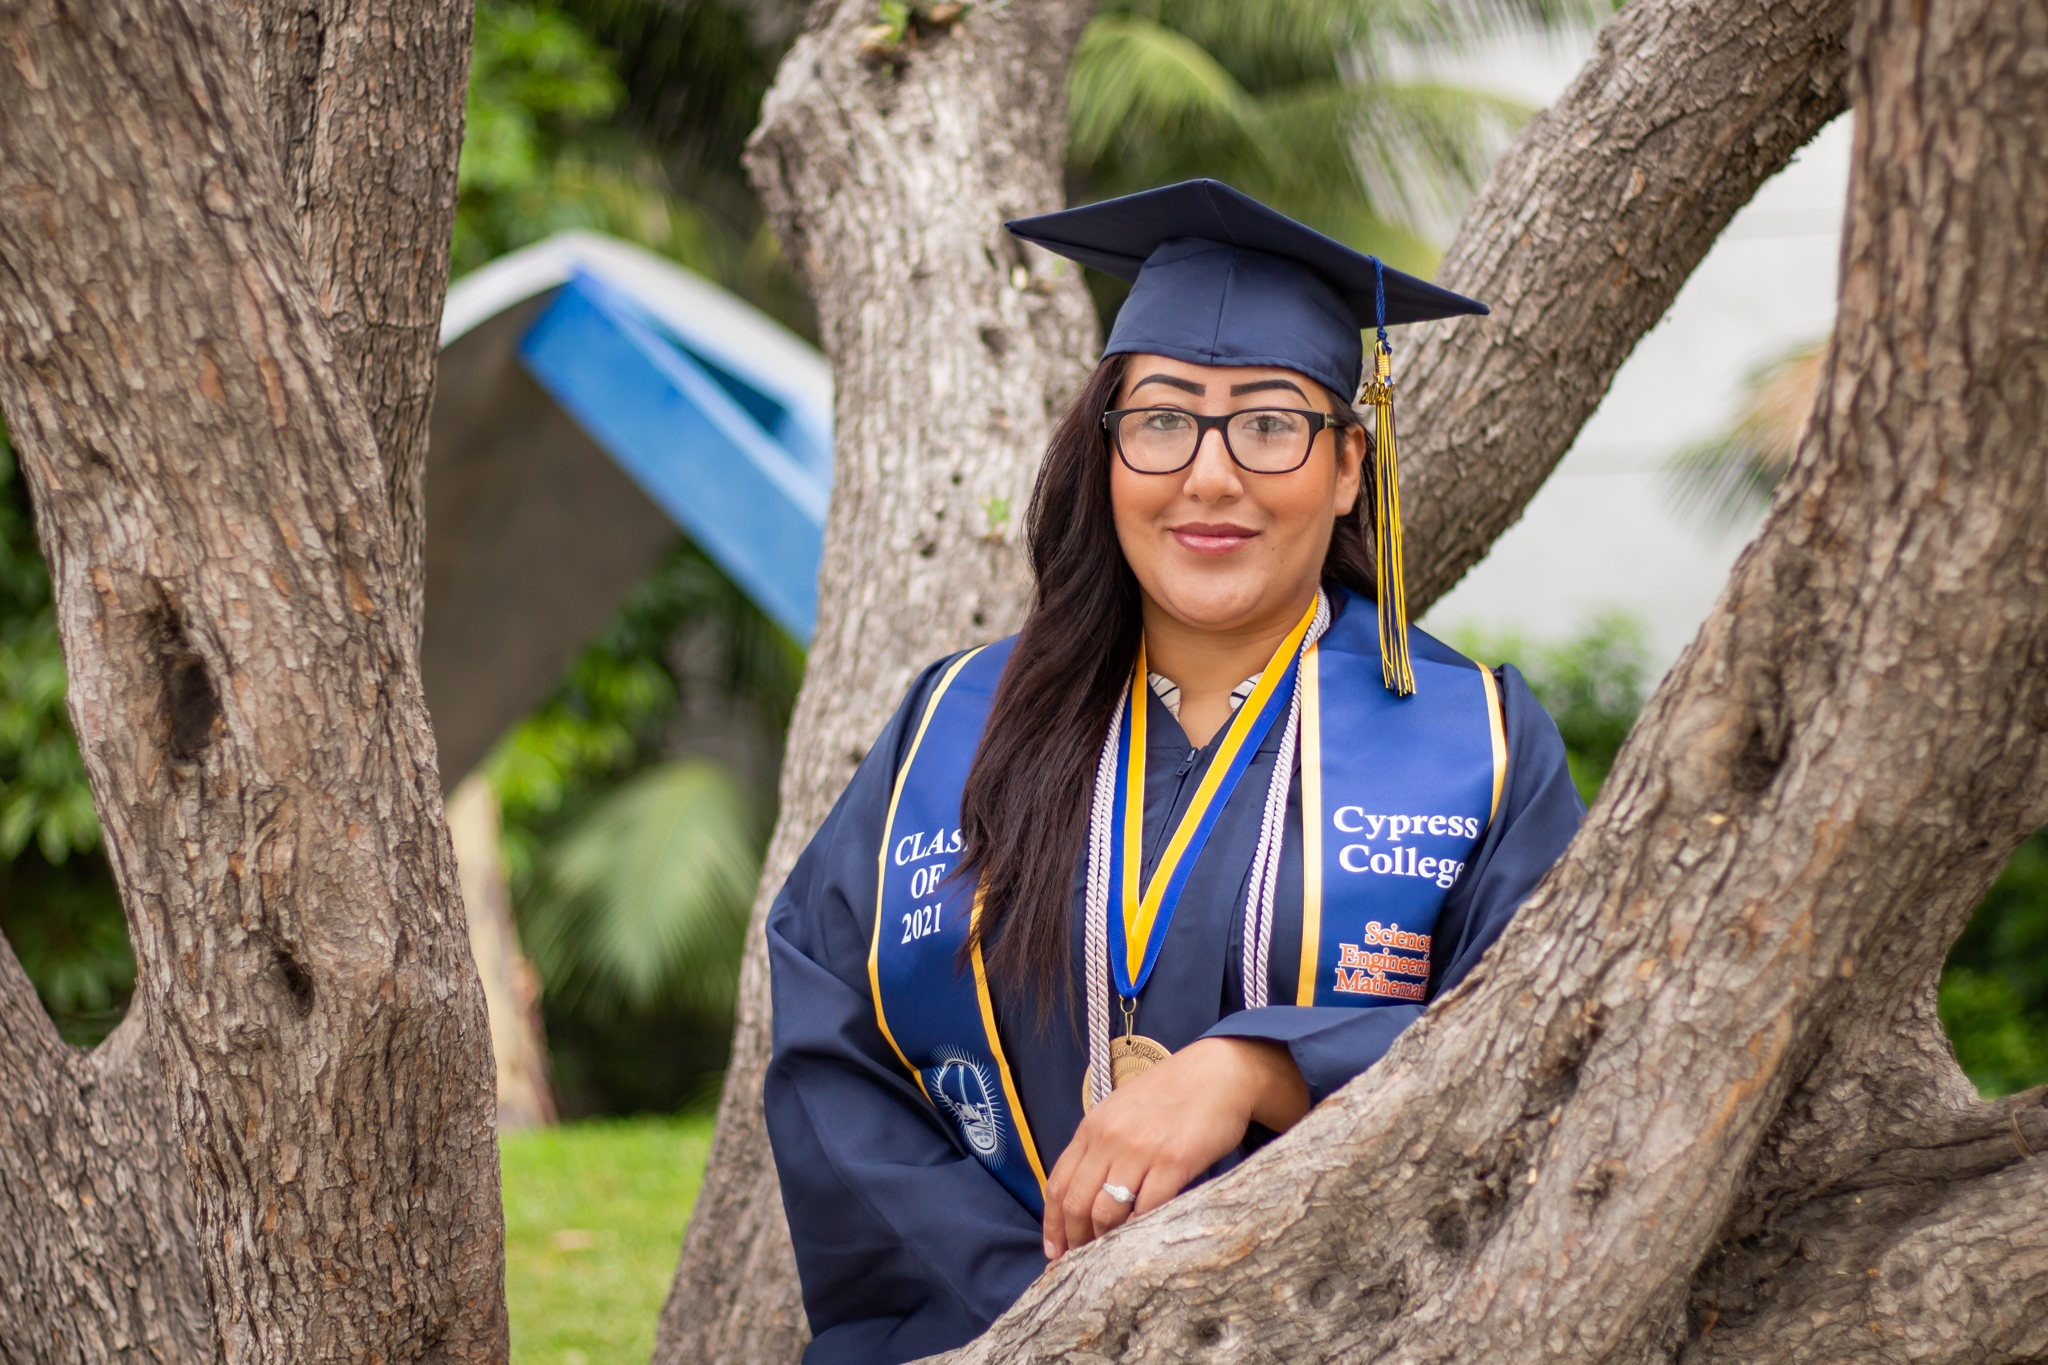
[1451,610,1650,803]
[456,0,811,337]
[484,539,801,1114]
[0,431,130,1045]
[1941,831,2048,1096]
[525,759,759,1022]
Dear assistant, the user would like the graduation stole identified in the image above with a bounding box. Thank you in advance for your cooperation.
[867,638,1048,1216]
[869,596,1506,1213]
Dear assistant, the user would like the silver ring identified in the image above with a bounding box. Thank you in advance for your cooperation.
[1101,1181,1135,1205]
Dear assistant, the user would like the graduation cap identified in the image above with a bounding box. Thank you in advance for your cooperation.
[1006,180,1490,695]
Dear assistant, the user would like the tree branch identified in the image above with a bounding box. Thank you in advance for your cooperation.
[1691,1102,2048,1364]
[1402,0,1853,614]
[666,0,1871,1357]
[0,941,209,1363]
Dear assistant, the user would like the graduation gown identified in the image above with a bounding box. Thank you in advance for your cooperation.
[763,609,1584,1365]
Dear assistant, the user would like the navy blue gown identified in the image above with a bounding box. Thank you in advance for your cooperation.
[763,615,1584,1364]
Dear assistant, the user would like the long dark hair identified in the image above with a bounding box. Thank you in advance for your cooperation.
[955,353,1374,1007]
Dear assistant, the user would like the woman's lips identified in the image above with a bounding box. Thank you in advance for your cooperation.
[1170,522,1257,556]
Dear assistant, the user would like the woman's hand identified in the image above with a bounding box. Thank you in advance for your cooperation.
[1041,1037,1309,1260]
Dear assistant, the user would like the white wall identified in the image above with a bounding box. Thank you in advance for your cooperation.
[1407,29,1852,682]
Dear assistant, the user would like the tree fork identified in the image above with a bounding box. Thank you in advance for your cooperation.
[0,0,502,1360]
[0,959,209,1362]
[931,0,2048,1352]
[657,0,1861,1357]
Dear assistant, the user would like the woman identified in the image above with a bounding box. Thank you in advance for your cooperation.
[763,181,1583,1364]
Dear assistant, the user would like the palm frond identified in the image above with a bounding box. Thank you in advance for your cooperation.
[1072,0,1584,256]
[1069,15,1264,163]
[1664,340,1828,536]
[1338,81,1531,238]
[1358,0,1613,52]
[523,758,758,1019]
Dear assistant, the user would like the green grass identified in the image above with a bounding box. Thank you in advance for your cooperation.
[500,1114,717,1365]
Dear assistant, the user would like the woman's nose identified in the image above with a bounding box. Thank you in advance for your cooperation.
[1181,427,1241,502]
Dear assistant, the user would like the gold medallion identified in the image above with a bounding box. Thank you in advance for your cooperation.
[1111,1032,1171,1086]
[1084,1034,1173,1112]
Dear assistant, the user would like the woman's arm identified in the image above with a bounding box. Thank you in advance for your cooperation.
[1042,664,1583,1255]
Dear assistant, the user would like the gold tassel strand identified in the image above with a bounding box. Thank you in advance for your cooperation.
[1359,337,1415,696]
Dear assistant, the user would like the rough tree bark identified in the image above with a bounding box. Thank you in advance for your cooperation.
[0,0,502,1361]
[655,0,1862,1358]
[932,0,2048,1353]
[650,6,1102,1362]
[0,961,209,1362]
[233,0,474,627]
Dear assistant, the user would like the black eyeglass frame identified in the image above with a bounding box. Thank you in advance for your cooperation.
[1101,406,1353,475]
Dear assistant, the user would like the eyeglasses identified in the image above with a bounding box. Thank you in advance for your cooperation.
[1102,407,1350,475]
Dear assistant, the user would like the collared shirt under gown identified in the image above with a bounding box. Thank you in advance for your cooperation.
[763,621,1584,1365]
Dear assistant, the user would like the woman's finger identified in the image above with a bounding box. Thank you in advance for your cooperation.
[1131,1157,1191,1216]
[1088,1164,1146,1240]
[1062,1144,1115,1254]
[1041,1137,1085,1258]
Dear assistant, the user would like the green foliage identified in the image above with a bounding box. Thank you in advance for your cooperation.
[462,0,815,337]
[501,1114,715,1365]
[484,540,800,1110]
[0,850,131,1044]
[456,0,729,283]
[485,539,800,883]
[1451,611,1650,803]
[0,432,131,1042]
[0,439,98,865]
[1066,0,1595,296]
[525,759,759,1020]
[1941,830,2048,1097]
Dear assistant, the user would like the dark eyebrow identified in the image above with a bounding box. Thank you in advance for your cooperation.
[1229,378,1308,399]
[1131,373,1205,396]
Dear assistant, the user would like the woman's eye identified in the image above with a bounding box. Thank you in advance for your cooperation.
[1242,412,1302,436]
[1140,412,1194,433]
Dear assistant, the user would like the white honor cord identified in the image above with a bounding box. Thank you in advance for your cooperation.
[1238,696,1299,1010]
[1082,592,1330,1099]
[1081,681,1126,1111]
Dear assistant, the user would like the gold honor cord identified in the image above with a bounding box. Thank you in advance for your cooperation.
[1119,597,1322,989]
[1294,645,1324,1007]
[1360,340,1416,697]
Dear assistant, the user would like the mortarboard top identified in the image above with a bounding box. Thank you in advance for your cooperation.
[1006,179,1487,401]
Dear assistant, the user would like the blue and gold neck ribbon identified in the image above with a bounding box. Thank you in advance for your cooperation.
[1108,597,1321,1002]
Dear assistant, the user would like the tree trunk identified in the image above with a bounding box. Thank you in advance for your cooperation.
[931,0,2048,1353]
[0,1,503,1361]
[448,773,556,1129]
[655,0,1861,1358]
[232,0,475,629]
[651,5,1102,1362]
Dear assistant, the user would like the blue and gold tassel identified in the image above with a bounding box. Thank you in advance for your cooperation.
[1359,262,1415,696]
